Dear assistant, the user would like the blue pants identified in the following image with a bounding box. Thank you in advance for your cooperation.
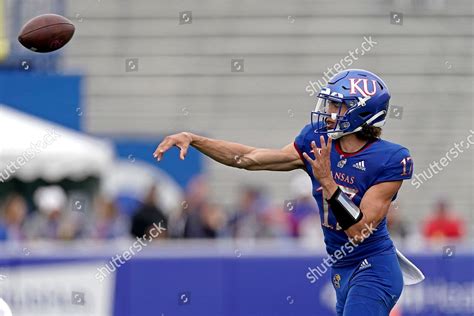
[331,249,404,316]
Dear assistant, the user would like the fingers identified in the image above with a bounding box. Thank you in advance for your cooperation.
[319,135,332,151]
[318,136,332,155]
[327,135,333,151]
[311,140,321,156]
[320,135,326,149]
[153,136,190,161]
[302,152,314,165]
[308,136,332,159]
[153,139,173,161]
[179,144,189,160]
[153,146,165,161]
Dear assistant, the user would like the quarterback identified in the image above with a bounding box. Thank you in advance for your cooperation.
[154,69,424,315]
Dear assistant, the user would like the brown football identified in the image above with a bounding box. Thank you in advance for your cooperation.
[18,14,75,53]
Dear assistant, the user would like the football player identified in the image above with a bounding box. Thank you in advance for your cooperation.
[154,69,424,316]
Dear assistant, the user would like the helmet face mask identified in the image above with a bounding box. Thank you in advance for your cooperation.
[310,69,390,139]
[312,90,360,139]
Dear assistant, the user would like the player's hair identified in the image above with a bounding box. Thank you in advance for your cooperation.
[356,125,382,141]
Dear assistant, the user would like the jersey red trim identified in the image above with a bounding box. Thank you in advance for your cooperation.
[335,138,378,157]
[293,141,305,163]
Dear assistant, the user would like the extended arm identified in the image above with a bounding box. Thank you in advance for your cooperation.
[153,132,304,171]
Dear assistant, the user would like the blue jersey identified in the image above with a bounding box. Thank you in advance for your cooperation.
[294,123,413,267]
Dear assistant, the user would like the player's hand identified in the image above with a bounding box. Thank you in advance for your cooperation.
[302,136,333,183]
[153,132,193,161]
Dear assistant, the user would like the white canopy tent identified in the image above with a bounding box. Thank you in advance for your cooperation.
[0,105,115,182]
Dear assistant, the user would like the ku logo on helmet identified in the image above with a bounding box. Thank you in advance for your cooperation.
[349,78,377,96]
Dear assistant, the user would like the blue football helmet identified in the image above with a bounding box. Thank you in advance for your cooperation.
[311,69,391,139]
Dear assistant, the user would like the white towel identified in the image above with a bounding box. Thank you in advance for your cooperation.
[396,248,425,286]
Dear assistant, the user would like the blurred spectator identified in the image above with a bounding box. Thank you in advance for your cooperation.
[386,203,410,243]
[178,175,226,238]
[130,185,168,239]
[287,173,319,238]
[201,202,226,237]
[0,193,28,241]
[167,205,187,238]
[26,186,86,240]
[226,186,288,238]
[226,186,262,238]
[26,185,66,239]
[184,174,209,209]
[184,201,226,238]
[255,203,290,238]
[89,196,129,239]
[423,199,465,241]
